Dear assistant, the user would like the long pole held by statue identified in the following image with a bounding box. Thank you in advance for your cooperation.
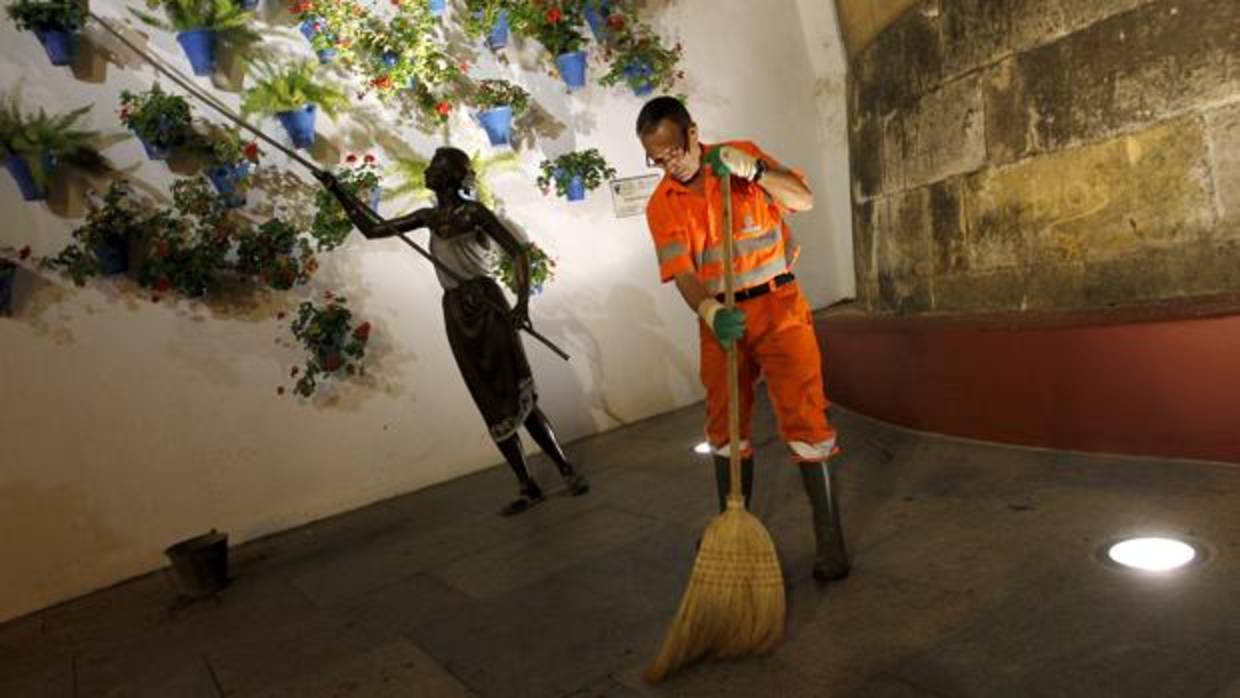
[87,11,570,362]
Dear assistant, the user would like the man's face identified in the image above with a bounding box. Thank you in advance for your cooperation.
[641,119,700,183]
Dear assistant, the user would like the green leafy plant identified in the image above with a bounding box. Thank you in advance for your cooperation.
[311,153,382,252]
[134,178,235,298]
[289,0,369,59]
[496,241,555,295]
[511,1,587,56]
[43,181,153,285]
[0,92,108,189]
[192,123,262,168]
[118,86,196,149]
[598,25,683,94]
[537,148,615,197]
[287,293,371,397]
[470,78,529,114]
[235,217,315,291]
[131,0,257,35]
[459,0,517,40]
[241,62,348,118]
[5,0,87,31]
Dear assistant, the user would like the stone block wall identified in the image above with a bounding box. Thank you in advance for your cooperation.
[849,0,1240,314]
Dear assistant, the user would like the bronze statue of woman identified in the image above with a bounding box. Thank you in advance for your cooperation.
[315,147,589,516]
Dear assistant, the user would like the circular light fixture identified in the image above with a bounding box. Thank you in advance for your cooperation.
[693,441,712,455]
[1103,536,1201,573]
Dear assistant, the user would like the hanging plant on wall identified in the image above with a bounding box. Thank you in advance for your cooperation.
[191,123,262,208]
[0,92,109,202]
[5,0,89,66]
[240,61,348,149]
[43,181,152,284]
[289,0,368,63]
[468,78,528,147]
[311,153,382,252]
[598,25,683,97]
[118,86,196,160]
[460,0,518,50]
[286,293,372,397]
[495,241,555,296]
[235,217,316,291]
[510,1,589,90]
[131,0,260,76]
[537,148,615,202]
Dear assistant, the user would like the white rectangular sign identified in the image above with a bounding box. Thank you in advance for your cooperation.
[609,174,662,218]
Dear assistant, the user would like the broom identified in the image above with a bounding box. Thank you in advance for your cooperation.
[643,149,786,684]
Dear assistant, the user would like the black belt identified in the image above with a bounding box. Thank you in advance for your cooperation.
[716,272,795,304]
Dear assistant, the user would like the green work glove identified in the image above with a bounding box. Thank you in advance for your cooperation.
[704,146,730,178]
[698,298,746,347]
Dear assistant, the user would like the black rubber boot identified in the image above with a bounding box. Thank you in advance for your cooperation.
[799,460,851,583]
[713,454,754,512]
[524,407,589,496]
[496,434,545,516]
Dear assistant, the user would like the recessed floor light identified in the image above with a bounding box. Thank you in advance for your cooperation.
[693,441,712,455]
[1103,536,1202,573]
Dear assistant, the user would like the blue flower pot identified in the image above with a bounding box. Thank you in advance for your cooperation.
[486,10,509,50]
[429,0,445,17]
[299,18,322,40]
[584,1,610,41]
[239,0,259,9]
[176,29,217,76]
[477,106,513,146]
[0,265,14,316]
[207,162,251,208]
[624,60,655,96]
[93,237,130,276]
[138,136,171,161]
[4,153,50,201]
[316,48,337,64]
[380,51,398,68]
[277,105,317,149]
[34,28,74,66]
[555,51,587,91]
[564,174,585,201]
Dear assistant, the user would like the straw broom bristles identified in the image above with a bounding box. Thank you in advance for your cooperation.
[643,498,786,683]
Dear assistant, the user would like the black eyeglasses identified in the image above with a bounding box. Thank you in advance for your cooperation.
[645,129,690,169]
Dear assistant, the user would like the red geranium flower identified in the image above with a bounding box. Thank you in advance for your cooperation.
[322,354,344,372]
[352,321,371,340]
[363,153,375,164]
[346,153,358,163]
[545,7,562,23]
[435,100,452,116]
[243,142,261,162]
[606,14,625,29]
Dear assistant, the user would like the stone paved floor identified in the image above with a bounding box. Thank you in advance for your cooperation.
[5,393,1240,697]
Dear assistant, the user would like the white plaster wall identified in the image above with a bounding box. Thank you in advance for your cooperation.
[0,0,850,622]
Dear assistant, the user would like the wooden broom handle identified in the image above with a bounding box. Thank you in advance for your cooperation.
[721,174,743,506]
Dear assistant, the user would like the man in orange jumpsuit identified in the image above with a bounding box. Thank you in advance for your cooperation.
[636,96,849,583]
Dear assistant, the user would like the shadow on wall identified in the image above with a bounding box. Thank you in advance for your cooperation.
[532,282,696,433]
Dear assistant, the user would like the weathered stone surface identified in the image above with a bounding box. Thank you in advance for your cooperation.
[931,267,1027,312]
[929,178,968,274]
[853,198,879,286]
[899,73,987,190]
[1207,102,1240,226]
[967,116,1216,270]
[875,187,935,314]
[986,0,1240,162]
[940,0,1014,77]
[1007,0,1156,56]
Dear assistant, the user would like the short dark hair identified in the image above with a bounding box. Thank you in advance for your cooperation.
[635,96,692,137]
